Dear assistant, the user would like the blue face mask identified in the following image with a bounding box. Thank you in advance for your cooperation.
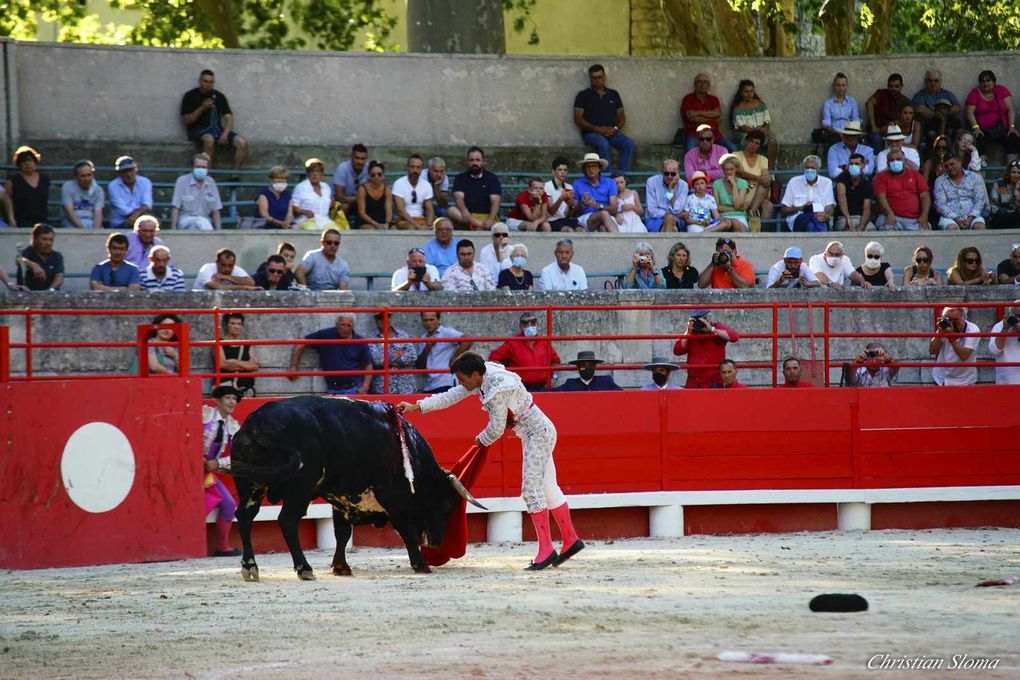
[192,167,208,181]
[523,326,538,337]
[889,160,904,173]
[512,257,527,269]
[848,164,862,178]
[804,168,818,182]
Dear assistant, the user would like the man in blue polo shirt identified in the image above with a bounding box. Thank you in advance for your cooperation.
[423,217,458,277]
[573,64,636,172]
[570,153,618,232]
[89,232,142,291]
[449,146,502,230]
[288,314,372,395]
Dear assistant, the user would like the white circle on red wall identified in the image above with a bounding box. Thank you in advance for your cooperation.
[61,422,136,513]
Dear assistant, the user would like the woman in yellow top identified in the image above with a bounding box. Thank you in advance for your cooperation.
[733,129,774,224]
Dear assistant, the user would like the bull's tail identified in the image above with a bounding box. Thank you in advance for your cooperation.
[227,451,303,481]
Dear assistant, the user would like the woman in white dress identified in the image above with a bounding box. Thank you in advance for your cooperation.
[611,172,647,232]
[291,158,337,230]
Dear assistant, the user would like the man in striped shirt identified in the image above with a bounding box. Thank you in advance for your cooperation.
[140,245,186,291]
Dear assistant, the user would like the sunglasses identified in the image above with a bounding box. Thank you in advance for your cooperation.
[915,257,929,264]
[521,319,538,326]
[493,233,508,238]
[369,171,383,177]
[964,258,979,264]
[663,171,678,176]
[267,268,285,275]
[323,240,340,246]
[411,189,418,203]
[699,137,713,142]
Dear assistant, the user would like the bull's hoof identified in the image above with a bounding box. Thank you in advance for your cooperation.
[241,564,260,582]
[332,564,353,577]
[412,563,433,574]
[296,566,316,581]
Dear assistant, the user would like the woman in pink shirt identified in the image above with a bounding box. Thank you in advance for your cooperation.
[965,70,1020,160]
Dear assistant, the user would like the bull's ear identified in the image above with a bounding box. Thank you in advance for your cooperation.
[448,474,487,510]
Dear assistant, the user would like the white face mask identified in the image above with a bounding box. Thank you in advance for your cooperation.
[865,256,882,267]
[271,182,287,192]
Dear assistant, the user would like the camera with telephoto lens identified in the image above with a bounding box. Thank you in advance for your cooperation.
[691,316,711,333]
[412,266,427,279]
[1005,314,1019,328]
[938,317,954,330]
[713,251,730,267]
[866,350,878,358]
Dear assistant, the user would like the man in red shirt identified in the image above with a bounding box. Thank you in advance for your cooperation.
[488,311,561,391]
[679,73,736,152]
[718,359,749,388]
[873,148,931,230]
[865,73,909,151]
[778,356,816,388]
[698,237,756,289]
[673,309,739,388]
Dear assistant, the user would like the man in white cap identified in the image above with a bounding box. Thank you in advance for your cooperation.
[826,121,875,178]
[569,153,618,232]
[641,358,681,390]
[780,155,835,232]
[766,247,820,289]
[108,156,153,229]
[875,124,921,173]
[808,241,866,290]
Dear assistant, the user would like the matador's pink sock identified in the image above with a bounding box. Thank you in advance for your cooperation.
[529,509,555,562]
[550,502,579,550]
[216,519,234,551]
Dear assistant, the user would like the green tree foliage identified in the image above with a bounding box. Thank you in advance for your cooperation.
[892,0,1020,52]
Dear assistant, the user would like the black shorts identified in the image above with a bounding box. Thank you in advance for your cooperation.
[188,127,240,147]
[549,217,581,232]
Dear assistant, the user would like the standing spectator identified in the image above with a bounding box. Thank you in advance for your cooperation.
[571,153,618,232]
[845,343,899,387]
[698,237,755,290]
[498,243,534,291]
[996,243,1020,285]
[193,247,257,291]
[834,153,874,231]
[554,350,622,391]
[622,241,665,290]
[679,73,734,152]
[912,70,963,148]
[140,245,186,292]
[288,314,372,395]
[449,146,502,231]
[826,121,875,179]
[766,247,820,289]
[640,357,681,390]
[89,233,141,291]
[15,223,63,291]
[732,130,774,223]
[673,309,738,389]
[718,359,748,389]
[539,239,588,291]
[423,217,458,277]
[417,311,472,393]
[853,241,898,291]
[780,155,835,232]
[865,73,909,151]
[367,312,418,395]
[356,160,392,230]
[947,246,994,286]
[507,178,552,232]
[683,171,735,233]
[61,160,104,229]
[544,156,582,232]
[3,146,49,229]
[391,247,441,292]
[779,356,816,388]
[712,155,751,230]
[332,144,369,217]
[217,313,259,397]
[875,125,921,173]
[291,158,335,230]
[489,311,561,391]
[201,384,242,557]
[989,160,1020,229]
[255,166,294,229]
[295,228,350,291]
[108,156,153,229]
[965,70,1020,161]
[933,152,988,230]
[929,306,980,386]
[252,254,296,291]
[644,159,687,233]
[179,69,248,172]
[125,215,165,270]
[684,124,728,186]
[170,153,222,230]
[988,302,1020,385]
[818,72,860,146]
[140,313,182,375]
[730,80,777,167]
[809,240,865,290]
[428,156,450,216]
[612,173,646,232]
[392,154,435,229]
[573,63,635,172]
[440,239,494,292]
[902,245,943,287]
[662,241,699,289]
[873,148,931,231]
[478,223,512,285]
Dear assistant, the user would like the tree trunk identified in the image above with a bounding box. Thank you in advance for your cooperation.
[769,0,797,56]
[194,0,241,48]
[645,0,758,57]
[862,0,896,54]
[407,0,505,54]
[819,0,853,55]
[714,0,759,56]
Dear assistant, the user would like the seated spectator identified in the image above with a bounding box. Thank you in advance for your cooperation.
[424,217,458,277]
[417,311,473,393]
[712,155,751,230]
[622,241,665,290]
[987,301,1020,385]
[965,70,1020,161]
[683,171,737,233]
[920,135,951,187]
[170,153,222,230]
[255,166,294,229]
[875,125,921,173]
[683,125,727,186]
[193,247,257,291]
[947,246,994,286]
[15,223,63,291]
[997,243,1020,285]
[1,265,27,291]
[295,228,350,291]
[140,313,182,375]
[809,240,865,290]
[126,215,165,270]
[718,359,748,389]
[479,223,512,285]
[902,245,943,287]
[929,306,979,386]
[873,148,931,231]
[489,311,561,391]
[89,233,142,291]
[356,160,392,229]
[826,121,875,179]
[733,130,774,223]
[698,236,755,289]
[449,146,502,230]
[834,153,874,231]
[679,73,734,152]
[392,154,435,230]
[539,239,588,291]
[730,79,777,166]
[440,239,494,291]
[845,342,898,387]
[392,247,442,292]
[781,155,835,232]
[853,241,898,291]
[332,144,369,216]
[3,146,49,229]
[818,72,860,146]
[61,160,104,229]
[644,159,687,233]
[766,247,820,289]
[217,313,259,397]
[108,156,153,229]
[896,102,922,149]
[612,173,646,232]
[673,309,738,389]
[955,132,984,174]
[288,314,371,395]
[989,160,1020,229]
[292,158,335,231]
[254,241,298,280]
[428,156,450,217]
[497,243,533,291]
[367,311,418,395]
[573,63,635,172]
[662,241,699,289]
[544,156,582,232]
[641,357,681,390]
[179,69,247,172]
[555,350,622,391]
[140,245,185,292]
[507,178,552,232]
[933,152,988,230]
[252,254,296,291]
[865,73,909,151]
[912,70,963,149]
[571,153,618,232]
[779,356,815,388]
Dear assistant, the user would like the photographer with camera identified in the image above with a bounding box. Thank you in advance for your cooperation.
[673,309,739,388]
[929,306,980,386]
[391,247,442,292]
[698,237,756,289]
[766,246,821,289]
[988,301,1020,385]
[845,342,899,387]
[622,242,665,289]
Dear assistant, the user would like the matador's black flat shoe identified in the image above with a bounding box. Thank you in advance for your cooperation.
[554,539,585,566]
[524,550,559,571]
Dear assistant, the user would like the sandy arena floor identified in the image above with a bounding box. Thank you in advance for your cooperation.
[1,529,1018,679]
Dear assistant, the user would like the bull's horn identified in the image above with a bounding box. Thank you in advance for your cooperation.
[448,474,487,510]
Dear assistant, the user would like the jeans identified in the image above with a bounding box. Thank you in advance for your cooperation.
[582,132,635,172]
[792,211,830,232]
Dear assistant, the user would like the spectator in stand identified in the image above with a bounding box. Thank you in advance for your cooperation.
[933,152,988,230]
[679,73,735,152]
[873,148,931,231]
[3,146,49,229]
[818,72,860,146]
[356,160,392,230]
[332,143,369,217]
[641,357,681,390]
[554,350,622,391]
[193,247,257,291]
[0,265,26,291]
[417,311,473,394]
[733,130,774,224]
[498,243,534,291]
[61,160,104,229]
[392,154,435,230]
[965,70,1020,162]
[252,254,296,291]
[663,241,699,289]
[255,166,294,229]
[200,384,242,558]
[718,359,748,389]
[902,245,943,287]
[781,155,835,232]
[997,243,1020,285]
[713,155,751,230]
[809,240,865,290]
[673,309,738,389]
[440,239,494,292]
[622,241,665,290]
[766,247,820,289]
[852,241,897,291]
[876,125,921,173]
[683,171,736,233]
[779,356,815,388]
[126,215,165,270]
[217,313,259,397]
[367,311,418,395]
[295,228,350,291]
[845,342,899,387]
[15,224,63,291]
[612,172,646,232]
[449,146,502,231]
[730,79,778,167]
[645,159,687,233]
[179,69,247,172]
[391,247,441,292]
[865,73,909,151]
[424,217,458,277]
[955,132,985,175]
[140,313,182,375]
[912,70,963,149]
[930,306,980,386]
[896,102,922,149]
[539,239,588,291]
[140,245,185,292]
[989,160,1020,230]
[479,223,512,285]
[288,314,372,395]
[684,124,727,187]
[988,301,1020,385]
[428,157,450,217]
[489,311,561,391]
[826,121,875,179]
[947,246,994,286]
[108,156,153,229]
[698,236,755,290]
[292,158,335,231]
[507,178,552,232]
[89,233,142,291]
[170,153,222,230]
[571,153,618,232]
[253,241,298,280]
[834,153,874,231]
[920,135,951,187]
[545,156,582,232]
[573,63,635,172]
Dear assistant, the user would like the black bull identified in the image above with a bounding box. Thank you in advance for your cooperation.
[228,396,483,581]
